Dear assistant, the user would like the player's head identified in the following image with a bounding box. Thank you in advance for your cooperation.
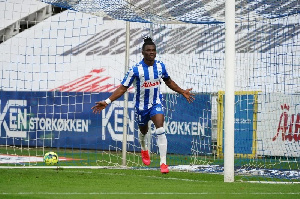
[142,36,156,62]
[142,36,155,51]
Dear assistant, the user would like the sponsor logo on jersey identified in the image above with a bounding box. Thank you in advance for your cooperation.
[141,80,160,88]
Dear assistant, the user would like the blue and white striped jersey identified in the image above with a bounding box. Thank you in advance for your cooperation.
[121,59,170,111]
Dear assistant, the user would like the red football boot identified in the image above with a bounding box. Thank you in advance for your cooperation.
[160,163,169,174]
[141,150,150,166]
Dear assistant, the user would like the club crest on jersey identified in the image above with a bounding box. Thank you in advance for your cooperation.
[141,80,160,88]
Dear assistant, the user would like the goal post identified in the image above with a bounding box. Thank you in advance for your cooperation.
[224,0,235,183]
[122,19,130,167]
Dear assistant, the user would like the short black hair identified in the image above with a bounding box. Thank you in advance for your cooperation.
[142,36,155,50]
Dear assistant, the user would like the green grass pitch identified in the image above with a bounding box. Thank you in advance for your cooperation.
[0,168,299,199]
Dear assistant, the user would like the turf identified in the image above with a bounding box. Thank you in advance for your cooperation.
[1,147,299,171]
[0,168,299,199]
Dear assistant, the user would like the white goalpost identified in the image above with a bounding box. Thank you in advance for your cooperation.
[122,19,130,166]
[224,0,235,183]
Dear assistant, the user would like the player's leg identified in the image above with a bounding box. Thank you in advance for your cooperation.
[150,105,169,173]
[136,110,151,166]
[139,124,151,166]
[138,124,148,151]
[151,114,167,165]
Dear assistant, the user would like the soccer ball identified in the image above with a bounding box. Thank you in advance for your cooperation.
[43,152,59,165]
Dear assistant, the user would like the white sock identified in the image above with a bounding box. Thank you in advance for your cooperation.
[156,127,167,165]
[139,132,147,151]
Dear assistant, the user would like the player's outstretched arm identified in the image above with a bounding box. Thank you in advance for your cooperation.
[92,85,128,114]
[164,78,195,103]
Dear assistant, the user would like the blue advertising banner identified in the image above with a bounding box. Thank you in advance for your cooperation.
[234,94,255,155]
[221,92,256,156]
[0,91,212,155]
[162,94,212,155]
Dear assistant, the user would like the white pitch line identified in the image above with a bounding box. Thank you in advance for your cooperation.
[244,181,300,184]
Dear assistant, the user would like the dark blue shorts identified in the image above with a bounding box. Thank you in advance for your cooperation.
[135,104,164,127]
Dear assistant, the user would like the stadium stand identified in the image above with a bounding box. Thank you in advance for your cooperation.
[0,0,67,43]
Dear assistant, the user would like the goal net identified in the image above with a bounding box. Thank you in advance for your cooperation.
[0,0,299,183]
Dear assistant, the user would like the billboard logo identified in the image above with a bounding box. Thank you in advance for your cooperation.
[101,101,135,142]
[0,100,28,138]
[273,104,300,142]
[0,100,90,138]
[164,120,205,136]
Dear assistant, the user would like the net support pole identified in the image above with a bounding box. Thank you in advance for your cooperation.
[122,20,130,166]
[147,21,154,155]
[224,0,235,182]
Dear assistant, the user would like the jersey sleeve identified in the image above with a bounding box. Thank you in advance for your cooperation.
[121,66,135,87]
[160,61,170,80]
